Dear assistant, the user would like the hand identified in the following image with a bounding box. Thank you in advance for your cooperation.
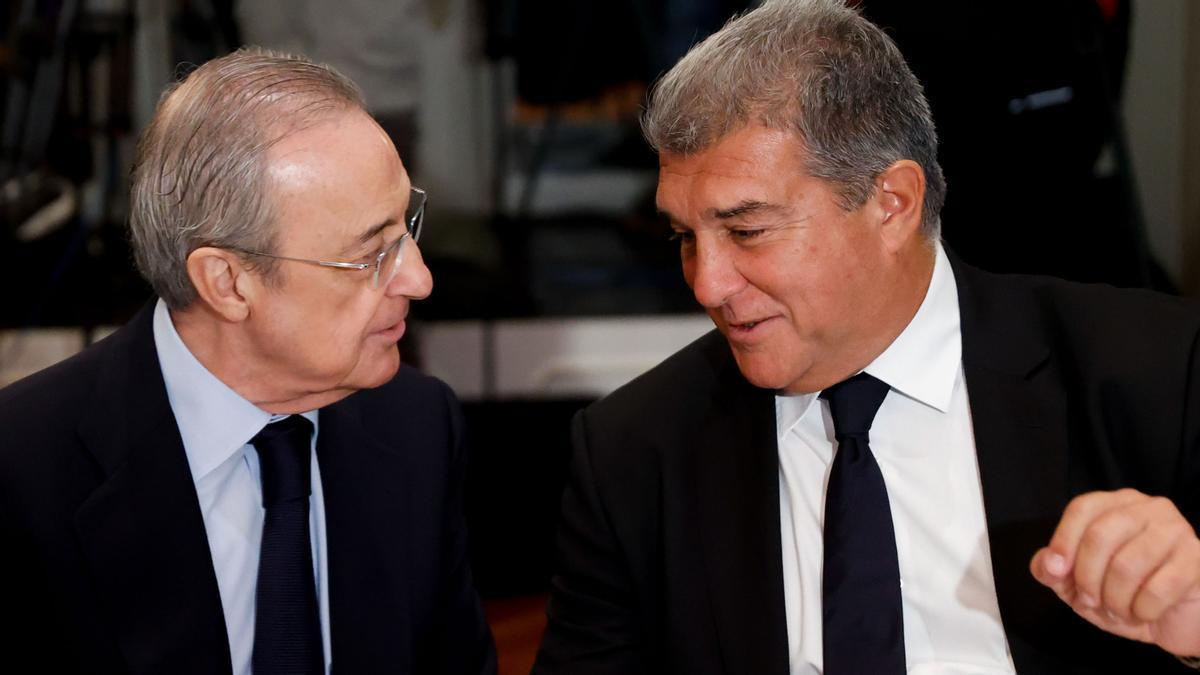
[1030,489,1200,657]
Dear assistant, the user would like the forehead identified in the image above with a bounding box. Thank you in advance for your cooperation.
[265,110,409,246]
[267,111,406,200]
[656,126,813,218]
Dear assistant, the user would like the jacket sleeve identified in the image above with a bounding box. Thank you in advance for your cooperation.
[532,408,651,675]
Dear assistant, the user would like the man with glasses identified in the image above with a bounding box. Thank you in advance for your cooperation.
[0,48,495,674]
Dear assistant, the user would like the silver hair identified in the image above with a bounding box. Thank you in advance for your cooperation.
[128,46,366,309]
[642,0,946,237]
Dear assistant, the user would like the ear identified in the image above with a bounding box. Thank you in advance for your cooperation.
[185,247,256,322]
[873,159,926,253]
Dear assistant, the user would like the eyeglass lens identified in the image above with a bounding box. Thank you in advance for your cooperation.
[375,188,425,288]
[374,236,405,288]
[407,188,425,242]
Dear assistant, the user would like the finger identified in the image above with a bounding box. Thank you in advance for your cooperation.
[1049,489,1147,565]
[1072,503,1147,609]
[1132,536,1200,623]
[1031,547,1077,603]
[1101,522,1180,621]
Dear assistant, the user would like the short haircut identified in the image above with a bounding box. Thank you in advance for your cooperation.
[129,47,366,309]
[642,0,946,237]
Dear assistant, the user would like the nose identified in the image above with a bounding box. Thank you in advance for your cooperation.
[686,237,744,309]
[386,239,433,300]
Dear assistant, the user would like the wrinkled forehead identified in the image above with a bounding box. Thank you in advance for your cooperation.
[655,126,812,217]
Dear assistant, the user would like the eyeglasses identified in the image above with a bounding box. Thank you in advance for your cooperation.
[233,186,426,289]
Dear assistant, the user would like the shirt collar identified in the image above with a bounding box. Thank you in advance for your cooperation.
[152,299,317,482]
[775,242,961,440]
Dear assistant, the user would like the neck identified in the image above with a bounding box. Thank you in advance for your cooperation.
[853,239,938,374]
[789,240,938,394]
[171,305,353,415]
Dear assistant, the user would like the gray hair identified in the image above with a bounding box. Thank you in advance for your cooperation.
[642,0,946,237]
[129,47,366,309]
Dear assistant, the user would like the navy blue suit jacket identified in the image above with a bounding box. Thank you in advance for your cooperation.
[0,303,496,674]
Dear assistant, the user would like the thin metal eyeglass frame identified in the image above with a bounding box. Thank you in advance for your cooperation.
[232,186,426,288]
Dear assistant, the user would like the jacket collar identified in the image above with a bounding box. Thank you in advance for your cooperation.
[73,302,234,675]
[689,334,791,675]
[315,394,414,672]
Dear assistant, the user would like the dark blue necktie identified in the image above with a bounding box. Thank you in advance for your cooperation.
[250,415,323,675]
[820,373,905,674]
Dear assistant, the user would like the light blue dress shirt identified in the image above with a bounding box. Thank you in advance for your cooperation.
[152,299,332,675]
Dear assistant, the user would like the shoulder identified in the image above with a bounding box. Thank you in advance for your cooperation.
[582,329,733,430]
[0,327,136,507]
[956,262,1200,359]
[571,329,749,488]
[332,364,465,456]
[1027,273,1195,328]
[0,331,117,444]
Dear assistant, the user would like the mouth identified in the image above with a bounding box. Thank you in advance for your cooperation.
[372,319,407,343]
[725,316,776,339]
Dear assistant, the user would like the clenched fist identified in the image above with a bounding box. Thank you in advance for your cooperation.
[1030,488,1200,658]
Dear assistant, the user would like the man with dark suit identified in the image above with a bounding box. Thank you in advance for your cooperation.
[0,48,495,674]
[533,1,1200,673]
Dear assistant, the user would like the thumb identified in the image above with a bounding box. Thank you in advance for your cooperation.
[1031,547,1073,597]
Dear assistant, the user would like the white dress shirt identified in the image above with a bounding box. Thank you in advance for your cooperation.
[776,244,1017,674]
[153,300,332,675]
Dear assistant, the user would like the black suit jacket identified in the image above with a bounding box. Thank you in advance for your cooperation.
[0,304,496,675]
[534,258,1200,674]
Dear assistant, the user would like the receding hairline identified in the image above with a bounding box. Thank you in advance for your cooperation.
[127,47,373,308]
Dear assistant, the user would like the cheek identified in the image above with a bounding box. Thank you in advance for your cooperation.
[301,296,377,357]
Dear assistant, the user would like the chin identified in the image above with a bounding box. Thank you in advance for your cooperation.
[731,351,807,393]
[732,356,782,391]
[368,349,402,386]
[340,347,401,392]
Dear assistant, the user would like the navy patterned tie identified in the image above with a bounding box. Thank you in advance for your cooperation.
[820,373,904,674]
[250,415,323,675]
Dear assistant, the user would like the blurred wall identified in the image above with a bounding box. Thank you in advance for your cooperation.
[416,0,497,215]
[1184,2,1200,296]
[1122,0,1188,285]
[417,0,1198,288]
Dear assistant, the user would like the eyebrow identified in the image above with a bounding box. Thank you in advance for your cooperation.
[711,200,783,219]
[341,217,398,257]
[656,199,785,225]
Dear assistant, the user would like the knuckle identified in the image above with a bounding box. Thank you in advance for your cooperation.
[1141,574,1183,610]
[1184,537,1200,562]
[1079,520,1123,552]
[1107,550,1144,584]
[1145,521,1184,547]
[1132,586,1168,621]
[1146,495,1177,514]
[1062,494,1095,524]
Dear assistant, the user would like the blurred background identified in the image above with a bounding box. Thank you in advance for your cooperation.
[2,0,1198,671]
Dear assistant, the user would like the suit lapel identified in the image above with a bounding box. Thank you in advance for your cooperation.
[317,398,412,673]
[690,346,790,675]
[953,257,1078,672]
[73,305,232,675]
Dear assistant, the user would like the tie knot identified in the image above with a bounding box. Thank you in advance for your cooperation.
[251,415,314,507]
[820,372,890,440]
